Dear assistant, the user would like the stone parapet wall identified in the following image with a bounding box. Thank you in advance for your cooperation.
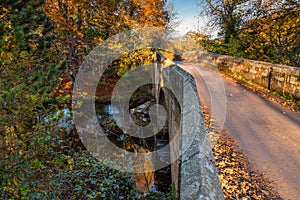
[158,51,224,199]
[183,51,300,100]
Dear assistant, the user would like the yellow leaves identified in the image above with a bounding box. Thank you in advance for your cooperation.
[284,24,290,30]
[12,177,19,186]
[240,6,299,65]
[259,32,267,38]
[208,129,281,199]
[3,35,10,42]
[66,156,74,170]
[218,160,227,168]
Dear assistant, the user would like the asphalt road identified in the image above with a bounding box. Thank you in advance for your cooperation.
[177,62,300,200]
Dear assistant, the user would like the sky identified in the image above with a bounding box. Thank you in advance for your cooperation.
[171,0,202,36]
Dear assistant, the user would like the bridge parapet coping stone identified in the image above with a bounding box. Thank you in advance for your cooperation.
[183,51,300,99]
[158,53,224,199]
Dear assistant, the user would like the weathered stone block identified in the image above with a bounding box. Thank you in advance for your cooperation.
[161,59,224,200]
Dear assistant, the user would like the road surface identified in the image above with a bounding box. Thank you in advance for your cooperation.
[178,62,300,200]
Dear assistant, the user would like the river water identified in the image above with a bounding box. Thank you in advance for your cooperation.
[59,101,171,195]
[95,102,171,194]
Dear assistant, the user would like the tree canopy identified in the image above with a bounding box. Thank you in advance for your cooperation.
[0,0,173,198]
[197,0,300,66]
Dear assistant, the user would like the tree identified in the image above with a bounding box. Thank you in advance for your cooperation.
[0,0,179,198]
[197,0,250,43]
[240,0,300,66]
[196,0,299,66]
[0,0,65,197]
[43,0,171,83]
[0,1,140,198]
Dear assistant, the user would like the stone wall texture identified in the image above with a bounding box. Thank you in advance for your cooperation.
[183,51,300,100]
[159,55,224,199]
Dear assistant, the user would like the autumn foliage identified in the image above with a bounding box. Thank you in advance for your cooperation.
[0,0,171,198]
[197,0,299,67]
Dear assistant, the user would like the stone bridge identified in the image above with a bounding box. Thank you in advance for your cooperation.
[158,51,300,200]
[153,52,224,200]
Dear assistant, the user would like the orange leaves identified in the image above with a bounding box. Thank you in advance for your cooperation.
[203,104,281,199]
[210,131,282,199]
[62,81,72,89]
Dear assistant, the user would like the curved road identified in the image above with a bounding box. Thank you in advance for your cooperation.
[178,62,300,200]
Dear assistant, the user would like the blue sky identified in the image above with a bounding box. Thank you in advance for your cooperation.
[172,0,201,35]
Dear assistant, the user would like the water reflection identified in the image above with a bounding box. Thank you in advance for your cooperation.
[58,101,171,195]
[96,104,124,126]
[96,101,171,195]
